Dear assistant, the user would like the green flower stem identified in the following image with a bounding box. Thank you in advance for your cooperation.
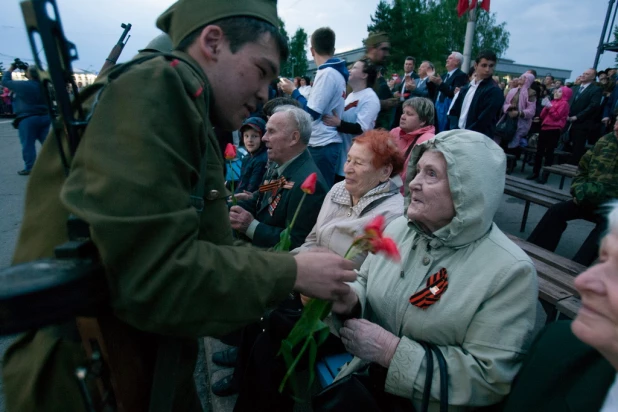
[288,192,306,231]
[278,238,364,398]
[228,159,237,205]
[278,333,314,393]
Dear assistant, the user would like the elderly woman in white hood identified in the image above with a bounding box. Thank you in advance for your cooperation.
[332,130,539,410]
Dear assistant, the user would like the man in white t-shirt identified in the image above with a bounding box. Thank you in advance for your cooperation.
[322,58,380,180]
[280,27,348,186]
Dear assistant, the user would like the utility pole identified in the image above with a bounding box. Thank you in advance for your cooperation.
[462,2,477,72]
[594,0,617,70]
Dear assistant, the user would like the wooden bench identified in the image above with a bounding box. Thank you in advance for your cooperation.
[520,147,571,173]
[541,164,578,190]
[507,234,584,322]
[504,175,572,232]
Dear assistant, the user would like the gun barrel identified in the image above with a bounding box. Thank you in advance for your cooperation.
[117,23,132,46]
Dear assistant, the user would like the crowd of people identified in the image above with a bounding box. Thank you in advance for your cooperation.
[206,22,618,412]
[3,0,618,411]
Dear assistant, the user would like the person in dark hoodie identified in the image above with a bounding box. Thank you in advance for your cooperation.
[236,117,268,194]
[280,26,348,187]
[2,63,50,175]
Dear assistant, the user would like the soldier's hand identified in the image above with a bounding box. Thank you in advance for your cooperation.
[293,252,357,300]
[229,205,254,234]
[331,287,359,315]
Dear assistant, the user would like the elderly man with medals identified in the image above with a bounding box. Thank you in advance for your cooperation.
[230,105,327,250]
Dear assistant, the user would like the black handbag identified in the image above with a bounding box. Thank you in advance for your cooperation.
[495,115,518,146]
[312,342,449,412]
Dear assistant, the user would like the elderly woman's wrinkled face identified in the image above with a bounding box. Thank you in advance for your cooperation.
[407,151,455,233]
[344,143,391,202]
[572,228,618,356]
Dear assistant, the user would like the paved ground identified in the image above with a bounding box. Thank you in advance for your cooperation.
[0,118,594,411]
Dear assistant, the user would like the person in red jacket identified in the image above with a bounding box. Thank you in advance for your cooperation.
[528,86,573,182]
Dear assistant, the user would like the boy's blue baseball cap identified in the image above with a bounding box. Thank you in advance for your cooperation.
[240,117,266,135]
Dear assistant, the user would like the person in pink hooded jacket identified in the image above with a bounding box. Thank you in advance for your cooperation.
[497,72,537,150]
[528,86,573,181]
[390,96,436,193]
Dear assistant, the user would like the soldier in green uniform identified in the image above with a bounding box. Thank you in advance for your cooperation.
[2,0,357,410]
[528,120,618,265]
[361,32,399,129]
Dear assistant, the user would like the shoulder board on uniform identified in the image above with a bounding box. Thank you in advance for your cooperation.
[167,57,206,101]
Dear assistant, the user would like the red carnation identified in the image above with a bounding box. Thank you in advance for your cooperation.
[364,215,386,238]
[301,172,317,195]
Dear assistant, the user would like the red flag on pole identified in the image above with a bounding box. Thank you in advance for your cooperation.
[457,0,469,17]
[481,0,490,12]
[470,0,478,9]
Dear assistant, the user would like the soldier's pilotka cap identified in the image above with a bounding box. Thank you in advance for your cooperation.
[364,31,389,48]
[156,0,279,48]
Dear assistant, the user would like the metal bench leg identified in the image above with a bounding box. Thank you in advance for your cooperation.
[520,153,526,173]
[520,201,530,232]
[559,176,565,190]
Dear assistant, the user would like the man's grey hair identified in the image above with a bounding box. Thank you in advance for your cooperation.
[27,65,40,82]
[422,61,435,71]
[451,52,463,66]
[273,105,312,145]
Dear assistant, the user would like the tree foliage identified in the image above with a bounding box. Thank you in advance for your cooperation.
[368,0,509,73]
[290,28,309,78]
[278,17,292,78]
[279,19,309,78]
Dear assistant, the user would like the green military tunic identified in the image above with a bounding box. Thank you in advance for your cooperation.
[3,51,297,411]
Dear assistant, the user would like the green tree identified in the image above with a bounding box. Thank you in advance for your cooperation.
[289,28,308,78]
[368,0,509,74]
[0,62,4,81]
[367,0,393,33]
[278,17,292,77]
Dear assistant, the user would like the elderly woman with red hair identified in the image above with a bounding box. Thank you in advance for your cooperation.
[294,129,405,266]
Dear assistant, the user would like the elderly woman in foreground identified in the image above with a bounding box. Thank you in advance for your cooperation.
[332,130,539,410]
[502,202,618,411]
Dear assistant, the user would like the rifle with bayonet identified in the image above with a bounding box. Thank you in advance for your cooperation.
[100,23,132,74]
[0,1,158,411]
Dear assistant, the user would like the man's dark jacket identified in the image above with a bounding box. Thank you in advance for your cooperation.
[501,321,614,412]
[432,68,468,103]
[449,77,504,138]
[239,149,327,249]
[569,83,602,126]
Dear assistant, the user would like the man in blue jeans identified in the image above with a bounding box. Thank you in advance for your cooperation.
[280,27,348,187]
[2,63,50,175]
